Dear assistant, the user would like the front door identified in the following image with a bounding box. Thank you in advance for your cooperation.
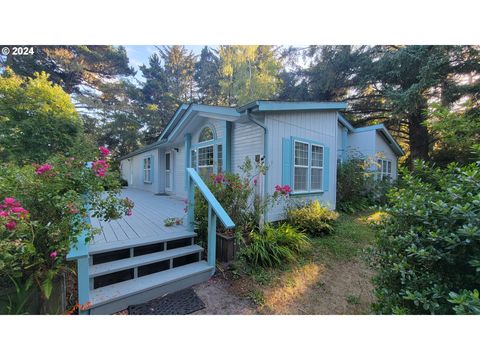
[165,152,172,192]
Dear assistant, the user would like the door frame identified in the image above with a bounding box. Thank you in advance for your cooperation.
[165,151,173,192]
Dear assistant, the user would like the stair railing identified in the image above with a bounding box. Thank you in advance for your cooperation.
[186,168,235,272]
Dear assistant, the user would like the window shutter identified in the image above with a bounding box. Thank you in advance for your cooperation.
[323,147,330,192]
[282,138,292,186]
[142,158,145,183]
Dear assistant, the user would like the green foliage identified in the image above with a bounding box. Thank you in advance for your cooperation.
[336,155,393,213]
[0,69,82,163]
[286,200,339,236]
[427,102,480,166]
[241,224,310,268]
[219,45,282,106]
[448,289,480,315]
[369,161,480,314]
[0,150,133,311]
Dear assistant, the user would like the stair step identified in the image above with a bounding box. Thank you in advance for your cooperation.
[89,245,204,278]
[89,261,213,310]
[88,230,197,255]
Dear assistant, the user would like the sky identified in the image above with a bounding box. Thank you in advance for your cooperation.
[124,45,214,80]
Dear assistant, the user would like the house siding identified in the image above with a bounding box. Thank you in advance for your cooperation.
[265,110,338,221]
[231,121,264,172]
[120,149,159,193]
[375,132,398,179]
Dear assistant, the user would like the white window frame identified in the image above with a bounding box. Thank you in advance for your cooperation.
[378,159,392,180]
[143,156,152,184]
[310,144,324,191]
[196,144,214,178]
[293,140,324,194]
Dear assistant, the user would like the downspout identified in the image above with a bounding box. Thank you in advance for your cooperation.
[246,109,268,227]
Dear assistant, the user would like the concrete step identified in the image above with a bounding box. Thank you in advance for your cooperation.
[88,230,197,255]
[88,261,213,314]
[89,245,204,278]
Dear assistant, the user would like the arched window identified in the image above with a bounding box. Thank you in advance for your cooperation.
[198,126,214,143]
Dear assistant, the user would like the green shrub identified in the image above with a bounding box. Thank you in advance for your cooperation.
[336,155,393,213]
[369,161,480,314]
[241,224,310,268]
[0,149,133,313]
[286,200,339,236]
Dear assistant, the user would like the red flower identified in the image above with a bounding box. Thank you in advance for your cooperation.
[92,159,109,177]
[99,146,110,157]
[5,220,16,231]
[35,164,53,175]
[4,197,18,206]
[213,173,224,184]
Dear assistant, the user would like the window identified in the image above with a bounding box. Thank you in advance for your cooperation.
[143,156,152,183]
[378,159,392,180]
[190,144,223,176]
[310,145,323,191]
[197,145,214,178]
[293,140,324,193]
[198,126,214,143]
[294,141,309,191]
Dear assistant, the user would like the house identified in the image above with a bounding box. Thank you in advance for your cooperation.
[68,101,403,314]
[119,101,404,220]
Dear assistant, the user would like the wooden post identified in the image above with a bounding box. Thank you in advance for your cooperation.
[187,175,195,231]
[77,255,90,315]
[207,205,217,269]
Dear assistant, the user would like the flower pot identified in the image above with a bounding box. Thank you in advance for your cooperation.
[216,232,238,263]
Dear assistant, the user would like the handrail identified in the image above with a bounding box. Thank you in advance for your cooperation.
[186,168,235,229]
[186,168,235,272]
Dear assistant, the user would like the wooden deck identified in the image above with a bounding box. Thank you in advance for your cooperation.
[90,188,189,248]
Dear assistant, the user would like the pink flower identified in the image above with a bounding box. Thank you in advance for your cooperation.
[253,177,258,186]
[92,159,109,177]
[35,164,53,175]
[274,184,292,196]
[0,211,8,217]
[214,173,224,184]
[50,251,57,259]
[99,146,110,157]
[4,197,17,206]
[5,220,16,231]
[126,209,133,216]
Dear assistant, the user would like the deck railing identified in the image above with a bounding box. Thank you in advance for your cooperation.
[186,168,235,272]
[66,204,91,315]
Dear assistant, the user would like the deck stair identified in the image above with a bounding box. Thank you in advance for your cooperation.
[85,230,212,314]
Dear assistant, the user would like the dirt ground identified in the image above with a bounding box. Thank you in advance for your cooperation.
[191,257,374,315]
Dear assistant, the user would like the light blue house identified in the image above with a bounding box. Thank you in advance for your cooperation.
[69,101,403,314]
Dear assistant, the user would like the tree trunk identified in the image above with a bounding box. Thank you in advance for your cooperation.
[408,114,430,167]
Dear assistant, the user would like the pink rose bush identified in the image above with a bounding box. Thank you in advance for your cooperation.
[0,147,134,311]
[274,184,292,196]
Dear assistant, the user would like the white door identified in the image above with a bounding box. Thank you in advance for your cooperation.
[165,152,172,192]
[129,160,133,185]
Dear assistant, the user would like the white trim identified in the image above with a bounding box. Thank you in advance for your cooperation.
[165,151,172,191]
[293,140,325,194]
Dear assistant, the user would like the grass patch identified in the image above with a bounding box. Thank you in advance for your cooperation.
[346,294,361,305]
[310,212,375,261]
[246,289,265,306]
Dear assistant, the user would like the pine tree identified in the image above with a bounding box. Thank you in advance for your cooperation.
[194,46,222,105]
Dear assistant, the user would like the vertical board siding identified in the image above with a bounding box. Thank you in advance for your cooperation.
[231,121,264,172]
[265,110,338,221]
[375,132,398,180]
[120,149,159,193]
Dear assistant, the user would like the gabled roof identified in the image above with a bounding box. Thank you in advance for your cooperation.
[337,114,404,156]
[237,100,348,113]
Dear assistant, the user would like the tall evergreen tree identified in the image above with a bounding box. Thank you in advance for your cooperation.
[194,46,222,105]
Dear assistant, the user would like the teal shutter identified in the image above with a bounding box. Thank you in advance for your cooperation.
[323,147,330,192]
[282,138,292,186]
